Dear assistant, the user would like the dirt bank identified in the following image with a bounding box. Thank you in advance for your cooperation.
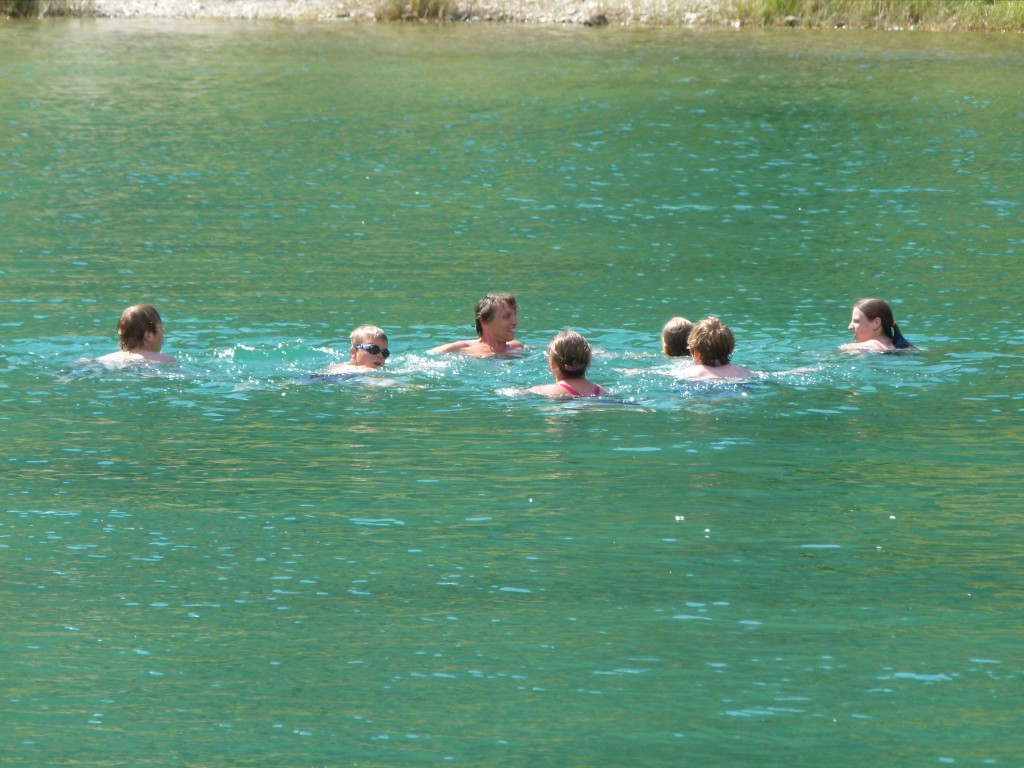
[87,0,732,26]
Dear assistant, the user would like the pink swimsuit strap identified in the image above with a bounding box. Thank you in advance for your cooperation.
[558,380,603,397]
[557,380,581,396]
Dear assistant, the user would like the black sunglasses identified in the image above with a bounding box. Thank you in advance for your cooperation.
[354,343,390,360]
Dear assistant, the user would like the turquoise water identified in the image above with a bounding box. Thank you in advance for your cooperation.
[2,19,1022,767]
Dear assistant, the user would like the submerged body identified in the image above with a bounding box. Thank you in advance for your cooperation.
[677,361,755,381]
[530,378,606,398]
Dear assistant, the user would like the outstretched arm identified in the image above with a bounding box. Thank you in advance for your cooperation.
[429,339,473,354]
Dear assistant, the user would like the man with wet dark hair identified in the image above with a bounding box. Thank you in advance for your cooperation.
[430,293,524,357]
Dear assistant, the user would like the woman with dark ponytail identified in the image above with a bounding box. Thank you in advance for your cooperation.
[841,298,915,352]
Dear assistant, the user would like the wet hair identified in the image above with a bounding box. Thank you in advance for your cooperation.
[661,316,693,357]
[548,329,592,378]
[475,293,517,336]
[116,304,162,351]
[688,316,735,367]
[350,325,387,346]
[854,298,913,349]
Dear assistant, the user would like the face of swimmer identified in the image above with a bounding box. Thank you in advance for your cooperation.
[848,308,881,343]
[350,338,390,369]
[483,302,518,343]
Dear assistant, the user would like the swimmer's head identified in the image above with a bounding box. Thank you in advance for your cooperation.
[661,316,693,357]
[116,304,163,351]
[688,316,734,367]
[475,293,517,336]
[852,298,912,350]
[853,297,894,334]
[350,325,387,347]
[349,325,389,368]
[548,329,591,378]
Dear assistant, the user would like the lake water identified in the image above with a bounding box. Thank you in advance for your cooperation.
[1,19,1022,767]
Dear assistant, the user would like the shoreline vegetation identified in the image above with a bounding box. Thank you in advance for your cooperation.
[3,0,1024,29]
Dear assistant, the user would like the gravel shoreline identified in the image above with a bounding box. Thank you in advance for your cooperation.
[87,0,732,26]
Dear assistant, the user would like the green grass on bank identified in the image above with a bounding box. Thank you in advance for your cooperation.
[346,0,1024,27]
[721,0,1024,30]
[4,0,1024,30]
[1,0,82,16]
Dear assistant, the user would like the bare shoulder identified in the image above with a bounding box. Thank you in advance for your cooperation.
[137,351,177,364]
[528,384,568,398]
[95,351,128,363]
[676,365,713,380]
[96,350,177,365]
[429,339,476,354]
[728,365,756,379]
[678,364,754,380]
[840,340,887,353]
[326,362,358,374]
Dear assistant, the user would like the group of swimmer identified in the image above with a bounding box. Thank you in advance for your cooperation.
[97,294,914,398]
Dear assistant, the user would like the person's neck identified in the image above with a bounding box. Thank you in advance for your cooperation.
[479,334,508,352]
[693,352,725,369]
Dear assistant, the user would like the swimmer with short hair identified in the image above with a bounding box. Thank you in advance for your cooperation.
[327,325,390,373]
[661,316,694,357]
[677,316,755,380]
[96,304,177,364]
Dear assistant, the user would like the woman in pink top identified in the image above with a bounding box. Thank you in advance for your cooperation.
[529,329,606,398]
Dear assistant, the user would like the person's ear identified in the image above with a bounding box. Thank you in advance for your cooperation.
[349,346,358,361]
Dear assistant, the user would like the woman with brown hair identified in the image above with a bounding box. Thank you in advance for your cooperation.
[528,329,607,398]
[841,298,915,352]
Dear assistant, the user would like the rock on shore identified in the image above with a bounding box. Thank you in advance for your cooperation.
[88,0,731,25]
